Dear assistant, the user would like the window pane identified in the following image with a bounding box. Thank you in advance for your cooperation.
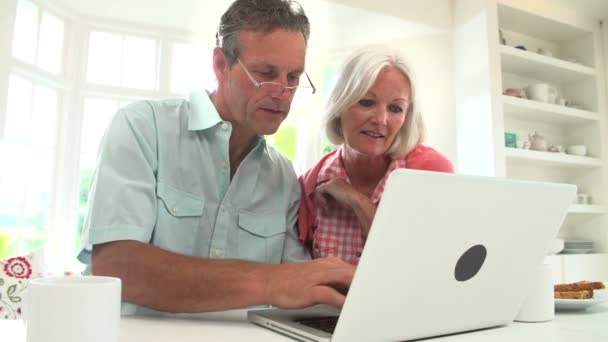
[21,149,53,254]
[87,31,122,86]
[11,0,39,64]
[0,143,26,258]
[123,35,157,90]
[0,144,51,256]
[31,85,58,146]
[37,12,65,74]
[170,43,214,94]
[0,143,27,213]
[4,75,33,143]
[80,98,119,155]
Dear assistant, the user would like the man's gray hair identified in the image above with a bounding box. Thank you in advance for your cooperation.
[324,45,427,158]
[216,0,310,65]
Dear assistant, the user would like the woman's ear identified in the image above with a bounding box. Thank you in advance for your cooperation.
[213,47,228,83]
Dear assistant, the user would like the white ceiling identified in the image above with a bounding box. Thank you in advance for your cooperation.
[51,0,440,49]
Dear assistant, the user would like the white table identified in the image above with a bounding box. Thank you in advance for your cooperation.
[4,304,608,341]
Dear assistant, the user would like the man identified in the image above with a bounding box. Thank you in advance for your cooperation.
[78,0,354,315]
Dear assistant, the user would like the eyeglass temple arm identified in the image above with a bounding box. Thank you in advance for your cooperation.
[304,71,316,94]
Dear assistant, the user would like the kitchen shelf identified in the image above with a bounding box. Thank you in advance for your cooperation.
[497,3,591,42]
[568,204,606,216]
[502,95,599,126]
[500,45,596,83]
[505,148,603,169]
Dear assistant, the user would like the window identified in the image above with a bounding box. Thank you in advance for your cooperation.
[11,0,38,65]
[11,0,64,74]
[37,12,66,74]
[0,75,59,258]
[86,31,158,90]
[170,42,215,94]
[0,1,336,264]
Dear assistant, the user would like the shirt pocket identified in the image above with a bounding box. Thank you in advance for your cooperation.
[237,210,286,264]
[154,181,205,255]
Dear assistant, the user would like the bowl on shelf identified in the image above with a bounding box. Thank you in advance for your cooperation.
[562,240,593,254]
[566,145,587,156]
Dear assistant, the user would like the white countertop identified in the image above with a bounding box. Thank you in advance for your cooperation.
[4,303,608,341]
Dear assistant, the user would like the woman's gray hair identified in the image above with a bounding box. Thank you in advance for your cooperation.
[325,45,427,158]
[216,0,310,65]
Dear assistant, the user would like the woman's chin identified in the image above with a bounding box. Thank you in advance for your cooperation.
[348,145,389,159]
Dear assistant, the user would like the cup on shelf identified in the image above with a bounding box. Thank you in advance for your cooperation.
[576,193,592,205]
[566,145,587,156]
[547,145,563,153]
[524,83,557,103]
[503,88,526,98]
[537,48,553,57]
[528,131,546,151]
[504,132,517,148]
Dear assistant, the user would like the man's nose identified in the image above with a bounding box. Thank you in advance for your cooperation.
[269,86,294,100]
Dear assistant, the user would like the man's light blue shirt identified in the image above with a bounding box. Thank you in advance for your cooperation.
[78,90,310,313]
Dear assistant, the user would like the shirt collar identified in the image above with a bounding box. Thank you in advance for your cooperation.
[188,89,223,131]
[188,89,268,149]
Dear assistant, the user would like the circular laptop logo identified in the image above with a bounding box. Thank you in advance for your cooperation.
[454,244,487,282]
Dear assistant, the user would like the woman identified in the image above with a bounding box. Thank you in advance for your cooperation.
[299,45,454,265]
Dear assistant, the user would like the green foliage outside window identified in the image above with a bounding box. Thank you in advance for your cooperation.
[0,229,14,260]
[269,126,297,160]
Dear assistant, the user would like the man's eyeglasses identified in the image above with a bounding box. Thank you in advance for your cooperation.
[237,59,316,95]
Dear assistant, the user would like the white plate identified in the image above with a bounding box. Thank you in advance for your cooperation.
[555,297,606,311]
[561,248,593,254]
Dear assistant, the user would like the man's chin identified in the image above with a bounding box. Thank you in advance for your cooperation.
[258,125,281,135]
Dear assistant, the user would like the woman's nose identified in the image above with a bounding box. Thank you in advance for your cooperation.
[372,107,389,125]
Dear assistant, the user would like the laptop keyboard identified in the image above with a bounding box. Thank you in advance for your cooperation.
[295,316,339,334]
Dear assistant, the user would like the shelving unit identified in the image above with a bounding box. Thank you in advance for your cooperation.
[568,204,606,216]
[505,148,602,169]
[502,95,600,125]
[454,0,608,281]
[499,45,596,83]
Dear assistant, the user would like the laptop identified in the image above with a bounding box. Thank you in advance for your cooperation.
[248,169,576,341]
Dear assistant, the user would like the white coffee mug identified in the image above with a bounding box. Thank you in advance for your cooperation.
[514,263,554,322]
[524,83,557,103]
[24,276,121,342]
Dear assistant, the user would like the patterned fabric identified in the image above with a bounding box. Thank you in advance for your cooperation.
[0,250,44,320]
[312,148,407,264]
[303,145,454,265]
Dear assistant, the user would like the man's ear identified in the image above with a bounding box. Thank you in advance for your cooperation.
[213,47,228,83]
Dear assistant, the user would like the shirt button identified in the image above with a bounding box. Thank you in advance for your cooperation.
[221,122,229,130]
[173,207,178,214]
